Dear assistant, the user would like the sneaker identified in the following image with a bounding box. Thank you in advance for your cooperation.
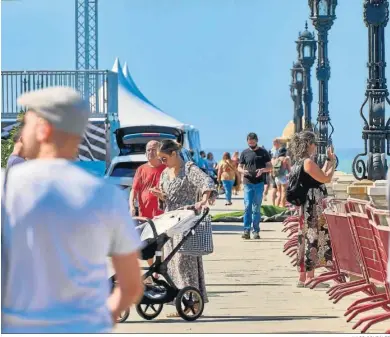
[241,231,250,240]
[253,232,260,240]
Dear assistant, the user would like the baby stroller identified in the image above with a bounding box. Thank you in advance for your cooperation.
[110,206,210,323]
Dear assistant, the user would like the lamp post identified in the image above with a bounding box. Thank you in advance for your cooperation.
[308,0,337,167]
[353,0,390,181]
[296,22,317,131]
[291,61,304,133]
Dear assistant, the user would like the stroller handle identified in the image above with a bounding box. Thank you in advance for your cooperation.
[134,207,209,240]
[133,217,158,239]
[177,205,210,216]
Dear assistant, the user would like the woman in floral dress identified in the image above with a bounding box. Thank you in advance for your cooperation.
[288,131,336,288]
[150,140,217,317]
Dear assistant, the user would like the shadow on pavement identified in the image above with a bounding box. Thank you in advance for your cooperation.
[201,315,339,322]
[212,224,242,232]
[206,283,289,287]
[124,315,339,324]
[243,239,286,243]
[208,290,246,297]
[212,232,240,235]
[263,331,340,334]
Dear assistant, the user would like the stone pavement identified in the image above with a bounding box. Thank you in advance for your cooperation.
[113,194,389,333]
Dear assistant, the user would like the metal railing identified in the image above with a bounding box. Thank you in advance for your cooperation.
[1,70,118,119]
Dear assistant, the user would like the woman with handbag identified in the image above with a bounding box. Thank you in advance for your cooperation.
[217,152,238,206]
[287,131,336,288]
[150,140,217,317]
[231,151,242,195]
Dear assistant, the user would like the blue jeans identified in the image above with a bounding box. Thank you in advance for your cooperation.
[222,179,234,203]
[243,183,264,233]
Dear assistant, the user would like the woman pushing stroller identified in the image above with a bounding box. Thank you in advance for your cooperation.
[150,140,218,318]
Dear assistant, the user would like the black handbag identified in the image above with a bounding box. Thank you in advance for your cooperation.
[286,161,309,207]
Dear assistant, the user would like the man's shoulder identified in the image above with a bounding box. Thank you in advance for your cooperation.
[241,148,252,155]
[137,163,149,171]
[257,147,270,156]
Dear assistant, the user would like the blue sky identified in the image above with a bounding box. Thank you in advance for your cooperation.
[2,0,389,151]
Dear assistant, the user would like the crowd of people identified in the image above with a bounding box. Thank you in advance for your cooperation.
[188,131,337,289]
[2,86,341,332]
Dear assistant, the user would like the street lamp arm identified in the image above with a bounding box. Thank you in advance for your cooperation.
[386,96,390,129]
[359,96,369,129]
[352,148,368,181]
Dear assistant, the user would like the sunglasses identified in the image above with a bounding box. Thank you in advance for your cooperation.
[159,157,168,163]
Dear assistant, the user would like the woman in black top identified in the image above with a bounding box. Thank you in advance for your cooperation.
[288,131,336,288]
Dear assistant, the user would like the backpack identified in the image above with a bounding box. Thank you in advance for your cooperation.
[286,161,309,206]
[272,158,283,177]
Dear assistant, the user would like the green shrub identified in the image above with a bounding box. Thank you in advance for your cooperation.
[1,112,25,168]
[211,205,286,221]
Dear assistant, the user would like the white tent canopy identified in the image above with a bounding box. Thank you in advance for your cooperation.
[111,58,185,129]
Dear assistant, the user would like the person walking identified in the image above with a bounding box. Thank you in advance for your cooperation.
[150,140,217,317]
[6,130,26,168]
[129,140,166,271]
[130,140,166,219]
[206,152,217,177]
[272,147,291,208]
[1,87,143,333]
[217,152,237,206]
[231,151,241,195]
[288,131,335,288]
[197,151,208,172]
[238,133,272,240]
[266,139,283,205]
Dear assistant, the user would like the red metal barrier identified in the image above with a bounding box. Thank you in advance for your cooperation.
[282,196,390,333]
[282,209,300,265]
[320,199,374,302]
[346,200,390,333]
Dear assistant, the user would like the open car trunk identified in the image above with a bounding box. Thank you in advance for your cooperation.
[115,126,184,156]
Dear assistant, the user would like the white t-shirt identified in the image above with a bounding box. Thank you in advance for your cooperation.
[1,159,142,333]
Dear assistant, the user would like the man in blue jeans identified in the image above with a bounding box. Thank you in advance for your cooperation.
[238,133,272,239]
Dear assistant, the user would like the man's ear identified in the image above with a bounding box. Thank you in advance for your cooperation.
[36,118,53,142]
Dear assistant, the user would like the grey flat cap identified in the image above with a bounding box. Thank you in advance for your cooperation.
[17,86,90,136]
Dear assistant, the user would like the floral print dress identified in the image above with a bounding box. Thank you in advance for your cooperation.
[159,161,217,303]
[297,174,333,272]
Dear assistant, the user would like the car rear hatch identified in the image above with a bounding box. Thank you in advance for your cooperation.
[115,126,184,155]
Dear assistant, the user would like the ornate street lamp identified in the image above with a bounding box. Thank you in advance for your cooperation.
[308,0,337,167]
[296,22,317,131]
[353,0,390,181]
[291,61,304,133]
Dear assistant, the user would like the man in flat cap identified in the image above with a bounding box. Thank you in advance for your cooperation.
[1,87,143,333]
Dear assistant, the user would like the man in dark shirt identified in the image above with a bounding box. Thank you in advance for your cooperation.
[6,130,26,169]
[238,133,272,239]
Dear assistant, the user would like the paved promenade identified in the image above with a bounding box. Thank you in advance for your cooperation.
[113,195,389,333]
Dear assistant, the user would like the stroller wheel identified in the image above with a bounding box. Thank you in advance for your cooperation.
[175,286,204,321]
[136,303,163,320]
[116,308,130,323]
